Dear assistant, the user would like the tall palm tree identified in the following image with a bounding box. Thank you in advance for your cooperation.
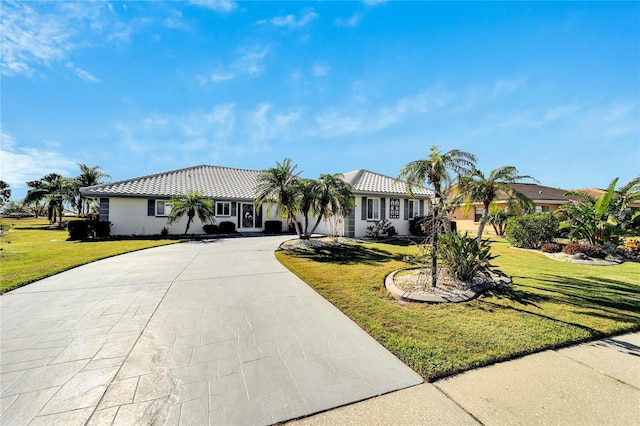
[254,158,303,238]
[24,173,71,226]
[397,146,477,287]
[74,164,111,214]
[308,173,354,236]
[457,166,536,243]
[167,191,215,235]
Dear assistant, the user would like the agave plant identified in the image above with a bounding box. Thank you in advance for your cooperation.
[438,232,501,282]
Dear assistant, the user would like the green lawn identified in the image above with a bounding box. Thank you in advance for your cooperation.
[276,239,640,381]
[0,217,178,294]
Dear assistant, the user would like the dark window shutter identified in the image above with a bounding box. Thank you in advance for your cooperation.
[255,205,263,228]
[380,198,386,220]
[99,198,110,221]
[419,200,424,216]
[404,199,409,220]
[361,197,367,220]
[231,202,237,217]
[147,199,155,216]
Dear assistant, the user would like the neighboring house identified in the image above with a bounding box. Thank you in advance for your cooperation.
[80,165,433,237]
[450,183,572,233]
[571,188,640,209]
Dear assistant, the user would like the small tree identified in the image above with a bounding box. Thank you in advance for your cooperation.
[0,180,11,207]
[167,191,215,235]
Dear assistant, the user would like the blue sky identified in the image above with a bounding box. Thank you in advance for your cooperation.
[2,0,639,200]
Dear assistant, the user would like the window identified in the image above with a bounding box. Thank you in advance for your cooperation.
[535,205,550,213]
[474,207,484,222]
[367,198,380,220]
[389,198,400,219]
[156,200,172,216]
[408,200,420,219]
[216,201,231,216]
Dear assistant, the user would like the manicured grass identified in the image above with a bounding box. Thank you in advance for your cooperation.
[0,217,178,294]
[276,238,640,381]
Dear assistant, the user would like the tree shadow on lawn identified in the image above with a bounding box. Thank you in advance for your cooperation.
[525,274,640,322]
[291,244,403,265]
[483,281,550,308]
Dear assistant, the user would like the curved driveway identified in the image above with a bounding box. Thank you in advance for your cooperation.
[1,236,422,425]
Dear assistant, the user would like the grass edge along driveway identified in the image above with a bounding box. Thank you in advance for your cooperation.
[1,218,178,294]
[276,239,640,381]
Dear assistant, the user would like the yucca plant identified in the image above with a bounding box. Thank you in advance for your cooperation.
[438,232,501,282]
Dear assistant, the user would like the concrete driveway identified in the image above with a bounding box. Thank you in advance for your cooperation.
[1,236,422,425]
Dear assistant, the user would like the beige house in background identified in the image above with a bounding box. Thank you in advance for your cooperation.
[449,183,573,235]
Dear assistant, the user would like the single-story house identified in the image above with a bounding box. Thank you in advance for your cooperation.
[80,165,433,238]
[449,183,573,234]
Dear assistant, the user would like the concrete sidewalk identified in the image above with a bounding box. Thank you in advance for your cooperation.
[1,237,422,425]
[289,331,640,425]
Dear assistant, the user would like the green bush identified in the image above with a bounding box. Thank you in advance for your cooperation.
[219,221,236,234]
[68,219,91,240]
[505,213,559,249]
[366,219,396,239]
[438,232,502,282]
[202,224,219,234]
[95,221,111,238]
[264,221,282,234]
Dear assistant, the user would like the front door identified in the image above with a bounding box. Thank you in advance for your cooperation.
[241,203,255,229]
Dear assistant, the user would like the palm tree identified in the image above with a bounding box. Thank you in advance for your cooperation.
[297,178,320,238]
[24,173,71,226]
[254,158,303,238]
[167,191,215,235]
[457,166,537,243]
[308,173,354,236]
[397,146,477,287]
[74,164,111,214]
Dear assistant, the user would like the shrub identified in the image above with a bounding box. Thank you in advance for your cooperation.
[202,224,219,235]
[438,232,502,282]
[68,219,91,240]
[541,242,564,253]
[505,213,559,249]
[219,221,236,234]
[160,227,169,237]
[562,242,608,259]
[264,220,282,234]
[95,221,111,238]
[366,219,396,240]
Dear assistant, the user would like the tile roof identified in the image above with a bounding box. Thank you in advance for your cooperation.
[507,183,571,202]
[81,165,434,200]
[81,165,261,200]
[341,169,433,197]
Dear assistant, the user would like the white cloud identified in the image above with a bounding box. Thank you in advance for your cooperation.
[315,85,454,137]
[493,78,527,97]
[362,0,388,6]
[65,61,101,83]
[189,0,238,13]
[199,45,269,83]
[267,10,318,30]
[312,63,328,77]
[0,130,77,191]
[164,9,188,30]
[335,14,361,28]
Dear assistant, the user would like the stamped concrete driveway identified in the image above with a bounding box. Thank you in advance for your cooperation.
[1,236,422,425]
